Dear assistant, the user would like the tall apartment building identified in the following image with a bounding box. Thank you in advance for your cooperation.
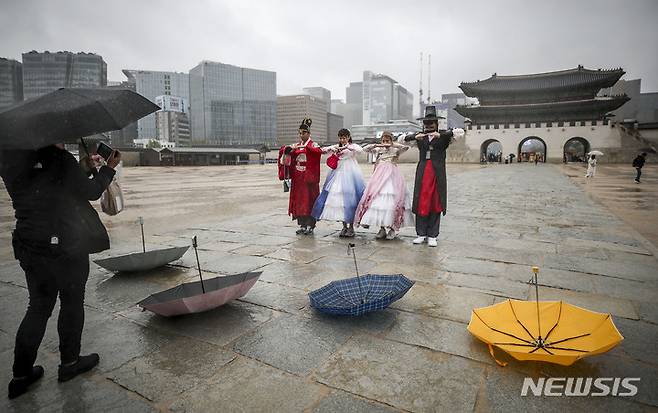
[440,93,478,128]
[122,69,189,141]
[277,95,327,146]
[0,58,23,111]
[362,71,413,125]
[303,87,331,112]
[21,51,107,99]
[327,112,344,143]
[106,79,138,146]
[331,81,363,130]
[155,95,190,147]
[189,61,276,146]
[156,111,191,147]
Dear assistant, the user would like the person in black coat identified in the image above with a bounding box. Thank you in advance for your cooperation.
[633,152,647,183]
[0,144,120,399]
[406,106,463,247]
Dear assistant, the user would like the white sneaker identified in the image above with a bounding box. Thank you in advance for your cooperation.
[412,236,426,244]
[427,237,438,247]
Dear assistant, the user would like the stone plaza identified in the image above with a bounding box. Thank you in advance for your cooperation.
[0,162,657,412]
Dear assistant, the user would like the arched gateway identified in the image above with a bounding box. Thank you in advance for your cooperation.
[518,137,547,163]
[563,137,590,163]
[480,139,502,162]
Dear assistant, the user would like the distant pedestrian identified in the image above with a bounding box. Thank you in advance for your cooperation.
[355,131,413,240]
[585,154,597,178]
[312,129,365,238]
[632,152,647,183]
[534,154,539,165]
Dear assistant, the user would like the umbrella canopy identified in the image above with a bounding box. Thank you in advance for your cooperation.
[138,271,262,316]
[587,150,604,156]
[309,274,414,316]
[467,299,623,366]
[93,245,190,273]
[467,266,622,366]
[0,88,160,149]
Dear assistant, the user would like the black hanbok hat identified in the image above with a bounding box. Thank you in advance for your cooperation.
[299,117,312,132]
[417,105,445,121]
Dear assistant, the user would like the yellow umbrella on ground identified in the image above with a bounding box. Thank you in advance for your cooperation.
[467,267,623,366]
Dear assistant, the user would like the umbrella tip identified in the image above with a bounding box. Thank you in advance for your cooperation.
[532,266,539,274]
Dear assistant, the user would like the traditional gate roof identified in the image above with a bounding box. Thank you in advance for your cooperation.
[460,66,625,97]
[455,95,629,124]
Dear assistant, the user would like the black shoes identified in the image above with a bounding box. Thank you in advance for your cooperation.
[8,365,44,399]
[7,353,99,398]
[58,353,99,382]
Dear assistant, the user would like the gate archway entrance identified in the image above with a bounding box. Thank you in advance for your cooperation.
[563,137,590,163]
[480,139,503,163]
[518,137,547,162]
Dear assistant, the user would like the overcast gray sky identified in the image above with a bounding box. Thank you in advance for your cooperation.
[2,0,657,113]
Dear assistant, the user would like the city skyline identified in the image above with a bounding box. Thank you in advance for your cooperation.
[2,0,657,117]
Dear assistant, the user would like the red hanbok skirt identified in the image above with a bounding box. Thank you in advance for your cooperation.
[289,178,320,219]
[417,162,443,216]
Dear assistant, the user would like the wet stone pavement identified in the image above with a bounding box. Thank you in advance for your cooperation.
[1,163,657,412]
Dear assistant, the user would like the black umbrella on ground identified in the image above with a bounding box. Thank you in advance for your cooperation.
[0,88,159,150]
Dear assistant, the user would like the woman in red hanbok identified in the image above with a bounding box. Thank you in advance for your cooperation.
[280,118,322,235]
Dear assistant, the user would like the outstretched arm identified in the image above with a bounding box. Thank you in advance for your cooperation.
[429,130,454,151]
[321,144,338,154]
[362,144,377,153]
[392,142,410,153]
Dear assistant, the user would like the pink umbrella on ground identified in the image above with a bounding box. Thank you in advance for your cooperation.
[138,236,261,316]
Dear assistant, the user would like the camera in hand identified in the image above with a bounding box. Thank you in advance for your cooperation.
[96,141,114,160]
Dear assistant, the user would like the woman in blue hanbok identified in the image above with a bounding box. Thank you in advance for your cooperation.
[312,129,365,237]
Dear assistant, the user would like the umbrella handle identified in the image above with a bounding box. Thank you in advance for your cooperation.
[139,217,145,253]
[532,266,541,339]
[348,243,365,303]
[193,236,205,294]
[487,344,508,367]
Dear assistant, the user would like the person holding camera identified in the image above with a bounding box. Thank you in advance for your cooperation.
[408,106,463,247]
[1,143,120,399]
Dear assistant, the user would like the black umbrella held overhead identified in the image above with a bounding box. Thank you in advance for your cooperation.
[0,88,160,150]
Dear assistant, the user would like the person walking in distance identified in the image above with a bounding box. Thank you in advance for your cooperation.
[633,152,647,183]
[585,154,597,178]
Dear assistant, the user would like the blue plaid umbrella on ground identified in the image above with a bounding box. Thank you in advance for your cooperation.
[309,244,414,316]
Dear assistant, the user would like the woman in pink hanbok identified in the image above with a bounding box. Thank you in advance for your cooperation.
[354,131,414,240]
